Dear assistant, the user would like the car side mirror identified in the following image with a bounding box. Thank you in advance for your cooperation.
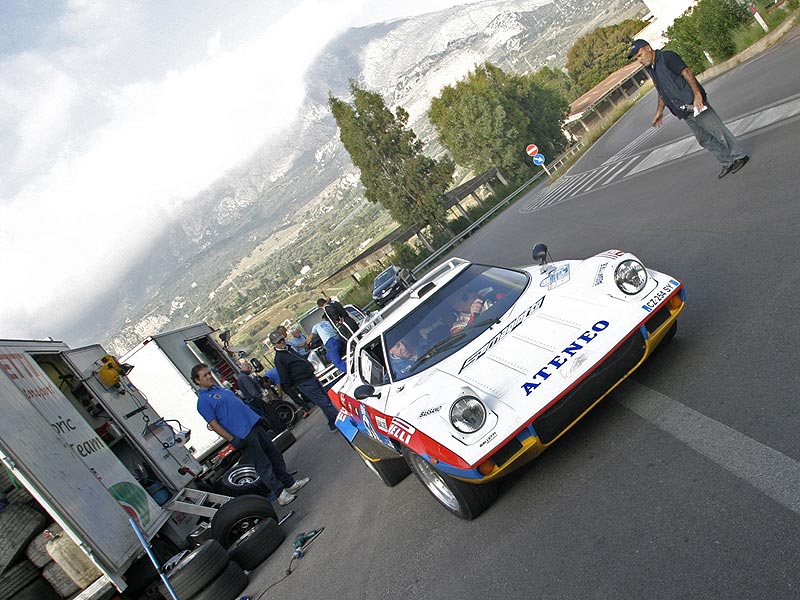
[532,243,548,265]
[250,358,264,373]
[354,384,380,400]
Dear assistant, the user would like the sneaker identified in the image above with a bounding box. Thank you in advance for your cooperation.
[286,477,310,494]
[718,163,733,179]
[277,489,296,506]
[730,155,749,174]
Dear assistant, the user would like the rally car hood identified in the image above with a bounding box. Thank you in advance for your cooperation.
[369,255,677,466]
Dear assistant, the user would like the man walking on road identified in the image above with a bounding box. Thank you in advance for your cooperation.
[192,363,309,506]
[628,39,749,179]
[269,330,341,431]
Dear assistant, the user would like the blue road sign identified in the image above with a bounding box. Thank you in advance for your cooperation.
[532,153,546,166]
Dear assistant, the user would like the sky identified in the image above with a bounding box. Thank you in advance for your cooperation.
[0,0,483,341]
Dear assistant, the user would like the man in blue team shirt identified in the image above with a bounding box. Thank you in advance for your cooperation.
[628,39,748,179]
[307,315,347,373]
[192,363,309,506]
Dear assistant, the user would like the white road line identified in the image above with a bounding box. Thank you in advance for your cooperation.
[599,156,638,186]
[617,380,800,516]
[628,96,800,177]
[567,165,613,196]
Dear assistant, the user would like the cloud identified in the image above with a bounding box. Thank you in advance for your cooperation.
[0,0,359,339]
[0,0,484,341]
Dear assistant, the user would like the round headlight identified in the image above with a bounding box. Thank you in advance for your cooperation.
[450,396,486,434]
[614,260,648,295]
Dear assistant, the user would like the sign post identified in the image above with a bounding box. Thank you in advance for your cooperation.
[532,153,551,178]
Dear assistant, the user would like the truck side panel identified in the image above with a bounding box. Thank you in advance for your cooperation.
[0,352,165,587]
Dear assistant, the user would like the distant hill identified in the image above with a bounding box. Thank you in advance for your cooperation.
[72,0,647,355]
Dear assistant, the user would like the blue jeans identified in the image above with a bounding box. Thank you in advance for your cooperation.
[295,378,340,428]
[324,336,347,374]
[684,105,746,166]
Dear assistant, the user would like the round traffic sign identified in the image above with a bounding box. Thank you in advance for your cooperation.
[532,153,546,166]
[526,144,539,157]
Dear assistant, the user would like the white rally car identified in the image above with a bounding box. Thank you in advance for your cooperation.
[330,245,685,519]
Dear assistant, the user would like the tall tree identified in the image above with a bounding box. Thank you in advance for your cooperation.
[329,82,454,232]
[531,66,573,103]
[429,63,569,184]
[666,0,748,72]
[566,19,646,97]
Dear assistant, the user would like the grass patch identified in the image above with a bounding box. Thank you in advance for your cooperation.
[732,2,797,53]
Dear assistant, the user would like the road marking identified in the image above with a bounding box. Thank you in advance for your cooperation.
[616,380,800,516]
[628,95,800,176]
[520,94,800,213]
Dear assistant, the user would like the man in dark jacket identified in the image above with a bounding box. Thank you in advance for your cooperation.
[269,330,340,431]
[628,39,748,179]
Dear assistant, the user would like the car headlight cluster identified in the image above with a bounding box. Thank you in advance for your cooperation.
[614,259,648,295]
[450,396,486,433]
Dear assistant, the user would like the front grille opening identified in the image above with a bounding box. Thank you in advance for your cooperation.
[533,331,645,444]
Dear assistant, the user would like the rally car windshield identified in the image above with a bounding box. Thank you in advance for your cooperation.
[382,264,528,381]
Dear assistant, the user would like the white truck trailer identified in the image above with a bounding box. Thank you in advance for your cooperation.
[0,338,280,597]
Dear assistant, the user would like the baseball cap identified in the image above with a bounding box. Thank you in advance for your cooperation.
[627,39,650,59]
[268,330,285,344]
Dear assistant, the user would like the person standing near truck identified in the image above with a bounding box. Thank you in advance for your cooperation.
[262,366,312,418]
[191,363,309,506]
[307,316,347,374]
[269,330,341,431]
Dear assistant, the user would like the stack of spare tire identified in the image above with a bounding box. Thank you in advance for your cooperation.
[0,469,60,600]
[160,495,286,600]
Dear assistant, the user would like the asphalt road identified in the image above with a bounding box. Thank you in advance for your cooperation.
[239,33,800,600]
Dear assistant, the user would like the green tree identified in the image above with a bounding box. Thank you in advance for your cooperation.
[665,0,748,71]
[329,82,454,232]
[428,63,568,184]
[566,19,646,97]
[531,66,573,103]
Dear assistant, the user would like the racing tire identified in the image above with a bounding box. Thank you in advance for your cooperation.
[0,503,48,573]
[41,561,79,599]
[210,495,278,549]
[272,401,299,428]
[0,561,38,600]
[228,517,285,571]
[221,464,270,498]
[159,540,228,600]
[0,469,13,494]
[356,450,411,487]
[402,447,498,520]
[8,577,58,600]
[191,561,248,600]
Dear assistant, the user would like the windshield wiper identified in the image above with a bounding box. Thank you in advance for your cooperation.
[470,317,501,329]
[406,333,467,374]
